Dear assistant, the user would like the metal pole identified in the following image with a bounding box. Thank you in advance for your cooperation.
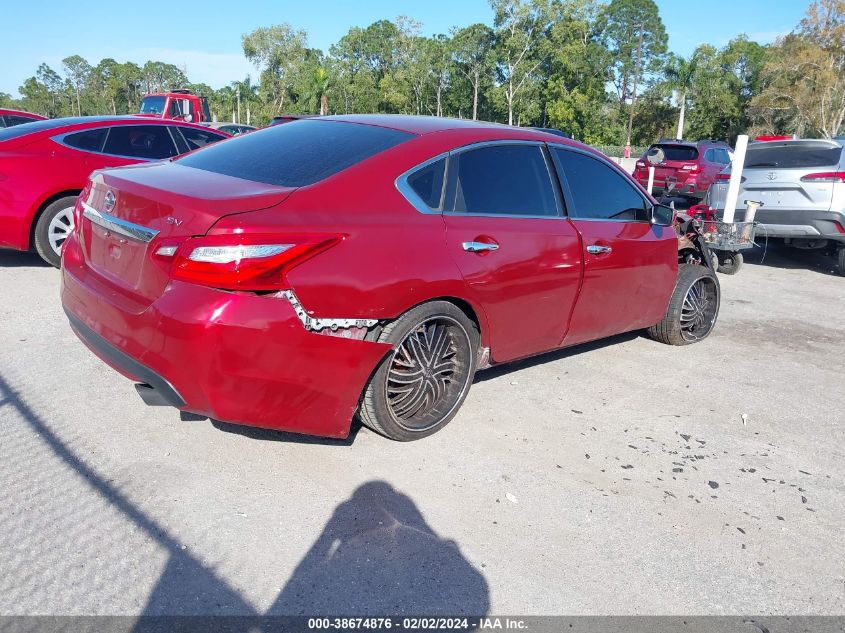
[722,134,749,223]
[647,165,655,195]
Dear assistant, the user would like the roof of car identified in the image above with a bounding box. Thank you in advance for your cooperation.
[320,114,519,135]
[0,108,47,119]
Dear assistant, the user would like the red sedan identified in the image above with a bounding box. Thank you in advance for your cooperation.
[61,115,720,441]
[0,116,228,266]
[0,108,47,127]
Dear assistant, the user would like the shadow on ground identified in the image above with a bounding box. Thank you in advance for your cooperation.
[0,372,489,623]
[0,250,51,268]
[741,241,841,277]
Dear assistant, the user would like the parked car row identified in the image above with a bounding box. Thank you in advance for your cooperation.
[0,116,229,266]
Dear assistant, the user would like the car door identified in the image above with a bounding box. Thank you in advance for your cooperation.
[550,145,677,346]
[440,142,583,362]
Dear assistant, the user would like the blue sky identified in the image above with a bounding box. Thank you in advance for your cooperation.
[1,0,808,98]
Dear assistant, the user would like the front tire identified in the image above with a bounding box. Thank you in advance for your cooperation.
[34,196,77,268]
[359,301,479,441]
[716,251,743,275]
[647,264,720,346]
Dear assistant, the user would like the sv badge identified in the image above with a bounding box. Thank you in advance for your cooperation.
[166,216,183,227]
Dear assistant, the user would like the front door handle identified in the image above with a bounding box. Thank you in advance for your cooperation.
[463,241,499,253]
[586,244,612,255]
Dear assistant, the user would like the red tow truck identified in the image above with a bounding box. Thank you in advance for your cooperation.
[139,89,212,123]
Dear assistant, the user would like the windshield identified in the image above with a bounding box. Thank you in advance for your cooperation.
[140,96,167,115]
[745,144,842,169]
[648,144,699,161]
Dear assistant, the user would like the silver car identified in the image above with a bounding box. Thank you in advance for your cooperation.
[708,139,845,275]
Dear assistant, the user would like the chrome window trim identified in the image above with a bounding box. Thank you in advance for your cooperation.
[396,140,564,220]
[52,124,179,162]
[81,202,159,243]
[395,152,451,215]
[548,142,653,224]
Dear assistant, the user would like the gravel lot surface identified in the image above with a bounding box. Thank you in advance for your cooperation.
[1,245,843,616]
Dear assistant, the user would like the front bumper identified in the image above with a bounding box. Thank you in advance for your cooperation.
[61,235,392,439]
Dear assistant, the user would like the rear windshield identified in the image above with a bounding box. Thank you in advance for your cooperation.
[745,144,842,169]
[649,144,699,161]
[177,119,414,187]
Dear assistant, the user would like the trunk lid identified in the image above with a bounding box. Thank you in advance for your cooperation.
[645,144,700,191]
[78,161,295,309]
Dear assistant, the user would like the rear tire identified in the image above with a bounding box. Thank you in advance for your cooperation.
[716,251,743,275]
[647,264,720,346]
[359,301,479,441]
[34,195,78,268]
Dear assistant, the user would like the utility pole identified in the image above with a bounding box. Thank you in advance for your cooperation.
[625,23,644,148]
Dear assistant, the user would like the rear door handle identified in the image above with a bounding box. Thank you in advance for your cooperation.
[586,245,612,255]
[463,241,499,253]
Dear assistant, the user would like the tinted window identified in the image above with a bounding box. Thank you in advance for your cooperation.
[103,125,177,159]
[6,115,39,126]
[140,96,167,115]
[704,149,715,162]
[177,126,226,151]
[745,144,842,169]
[553,149,649,222]
[0,117,5,128]
[719,149,732,164]
[649,144,698,161]
[407,158,446,210]
[447,145,558,217]
[177,119,413,187]
[63,128,107,152]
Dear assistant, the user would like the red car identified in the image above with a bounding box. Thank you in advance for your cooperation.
[633,140,732,201]
[61,116,720,441]
[0,116,228,266]
[0,108,47,128]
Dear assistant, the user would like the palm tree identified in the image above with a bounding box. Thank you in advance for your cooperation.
[665,54,699,140]
[303,67,331,116]
[230,76,259,124]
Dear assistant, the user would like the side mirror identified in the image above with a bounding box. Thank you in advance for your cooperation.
[651,203,675,227]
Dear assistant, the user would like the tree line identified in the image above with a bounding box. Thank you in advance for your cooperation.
[2,0,843,146]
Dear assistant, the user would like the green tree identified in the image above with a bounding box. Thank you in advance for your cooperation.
[62,55,92,116]
[243,24,309,114]
[600,0,668,143]
[664,52,698,139]
[451,23,495,119]
[491,0,550,126]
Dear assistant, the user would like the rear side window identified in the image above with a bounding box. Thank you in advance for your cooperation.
[446,145,558,217]
[745,144,842,169]
[63,128,107,152]
[177,119,413,187]
[0,118,72,142]
[553,148,649,222]
[176,126,226,151]
[406,158,446,210]
[650,144,699,161]
[6,115,39,126]
[103,125,177,159]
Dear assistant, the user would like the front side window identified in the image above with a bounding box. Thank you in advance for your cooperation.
[176,126,226,151]
[446,144,558,217]
[553,148,649,222]
[62,128,107,152]
[102,125,177,159]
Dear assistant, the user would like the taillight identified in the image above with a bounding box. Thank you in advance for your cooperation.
[800,171,845,183]
[170,233,342,290]
[681,164,702,174]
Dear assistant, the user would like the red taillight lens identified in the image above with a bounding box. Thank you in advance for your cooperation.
[800,171,845,183]
[170,234,341,290]
[716,173,745,182]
